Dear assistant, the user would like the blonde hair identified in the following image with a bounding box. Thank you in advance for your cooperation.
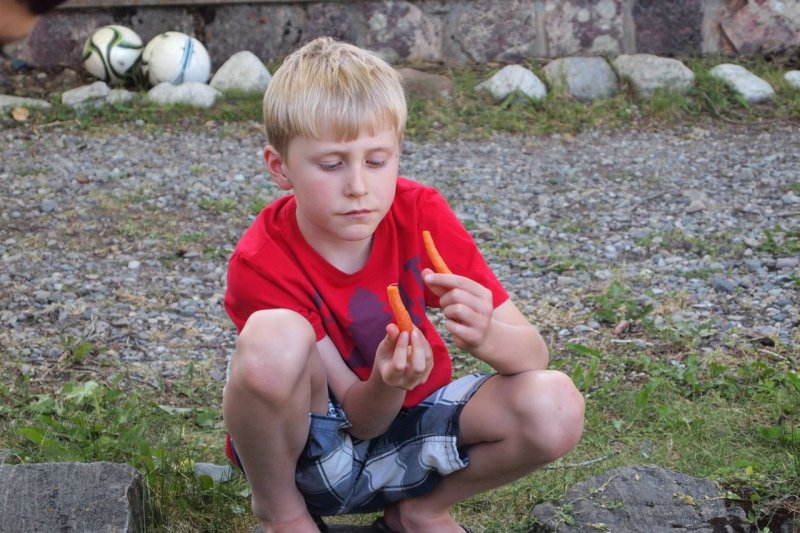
[263,37,407,157]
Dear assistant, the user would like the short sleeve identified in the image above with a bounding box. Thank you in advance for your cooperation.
[416,188,508,309]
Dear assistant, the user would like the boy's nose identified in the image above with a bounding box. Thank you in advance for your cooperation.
[345,165,368,196]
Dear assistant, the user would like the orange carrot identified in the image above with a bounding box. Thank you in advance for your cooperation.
[422,230,452,274]
[387,283,413,332]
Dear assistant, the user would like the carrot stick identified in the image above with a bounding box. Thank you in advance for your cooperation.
[387,283,413,332]
[422,230,452,274]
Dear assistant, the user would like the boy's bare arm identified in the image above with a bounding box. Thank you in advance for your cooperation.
[423,269,548,375]
[316,329,433,440]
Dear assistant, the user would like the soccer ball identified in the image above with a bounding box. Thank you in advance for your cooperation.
[141,32,211,86]
[82,25,143,84]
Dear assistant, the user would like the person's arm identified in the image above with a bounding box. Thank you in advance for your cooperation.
[316,324,434,440]
[423,268,548,375]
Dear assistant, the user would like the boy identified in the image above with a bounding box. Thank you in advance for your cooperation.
[223,37,585,533]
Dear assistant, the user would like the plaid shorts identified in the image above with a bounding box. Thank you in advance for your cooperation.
[227,372,492,516]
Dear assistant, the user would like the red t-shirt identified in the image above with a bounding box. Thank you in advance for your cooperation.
[224,177,508,407]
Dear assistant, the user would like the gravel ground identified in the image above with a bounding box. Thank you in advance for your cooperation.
[1,120,799,385]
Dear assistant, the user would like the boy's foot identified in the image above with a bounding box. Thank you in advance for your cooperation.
[371,516,472,533]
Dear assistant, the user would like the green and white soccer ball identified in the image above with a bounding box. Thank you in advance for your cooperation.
[141,31,211,86]
[82,25,143,84]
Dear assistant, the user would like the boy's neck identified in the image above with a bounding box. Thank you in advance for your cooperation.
[314,236,374,274]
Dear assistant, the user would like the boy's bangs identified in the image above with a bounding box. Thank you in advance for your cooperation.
[306,98,399,142]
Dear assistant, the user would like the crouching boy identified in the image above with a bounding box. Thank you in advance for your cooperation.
[222,37,585,533]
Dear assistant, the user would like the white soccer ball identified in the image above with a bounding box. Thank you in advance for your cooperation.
[141,32,211,86]
[82,25,143,84]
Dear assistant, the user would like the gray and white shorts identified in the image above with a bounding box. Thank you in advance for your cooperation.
[228,372,492,516]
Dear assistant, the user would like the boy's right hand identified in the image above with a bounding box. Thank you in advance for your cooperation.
[375,324,433,391]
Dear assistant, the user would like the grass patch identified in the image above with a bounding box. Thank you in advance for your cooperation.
[5,56,800,139]
[2,325,797,531]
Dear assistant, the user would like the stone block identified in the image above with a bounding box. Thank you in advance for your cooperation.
[543,0,625,57]
[303,3,364,48]
[359,1,442,63]
[203,4,306,66]
[632,0,704,56]
[7,12,114,68]
[720,0,800,55]
[129,8,197,44]
[0,462,145,532]
[447,0,538,63]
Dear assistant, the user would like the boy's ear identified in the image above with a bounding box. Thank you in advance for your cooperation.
[264,145,292,190]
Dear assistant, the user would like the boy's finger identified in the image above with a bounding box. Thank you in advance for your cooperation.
[393,331,409,370]
[408,330,427,373]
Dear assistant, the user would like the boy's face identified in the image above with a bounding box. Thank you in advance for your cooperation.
[266,126,400,254]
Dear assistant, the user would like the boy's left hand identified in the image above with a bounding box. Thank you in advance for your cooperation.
[422,268,493,353]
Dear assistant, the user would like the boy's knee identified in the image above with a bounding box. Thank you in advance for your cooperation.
[230,309,317,398]
[513,370,585,461]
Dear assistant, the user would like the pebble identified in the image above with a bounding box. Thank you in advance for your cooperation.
[776,257,799,269]
[1,122,798,380]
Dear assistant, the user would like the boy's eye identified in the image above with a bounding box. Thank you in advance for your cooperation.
[319,161,342,171]
[367,159,386,168]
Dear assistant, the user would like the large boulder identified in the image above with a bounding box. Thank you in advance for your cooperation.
[0,462,145,532]
[613,53,695,98]
[476,65,547,102]
[543,56,619,101]
[210,51,272,94]
[710,63,775,104]
[532,464,748,532]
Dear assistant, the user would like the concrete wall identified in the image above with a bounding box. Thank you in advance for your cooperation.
[5,0,800,69]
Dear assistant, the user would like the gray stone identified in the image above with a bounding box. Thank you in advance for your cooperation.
[543,57,619,101]
[194,462,234,483]
[786,71,800,90]
[210,51,272,94]
[107,89,136,105]
[146,82,221,109]
[62,81,110,108]
[613,54,695,98]
[713,276,736,293]
[709,64,775,104]
[0,94,52,110]
[398,67,453,100]
[776,257,799,269]
[0,462,144,532]
[531,464,748,532]
[685,199,706,213]
[782,193,800,205]
[542,0,625,57]
[476,65,547,102]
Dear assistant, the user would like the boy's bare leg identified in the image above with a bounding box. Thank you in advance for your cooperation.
[223,309,329,533]
[384,370,585,533]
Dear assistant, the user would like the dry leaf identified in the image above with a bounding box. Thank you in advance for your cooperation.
[75,175,90,184]
[12,107,29,122]
[613,319,631,336]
